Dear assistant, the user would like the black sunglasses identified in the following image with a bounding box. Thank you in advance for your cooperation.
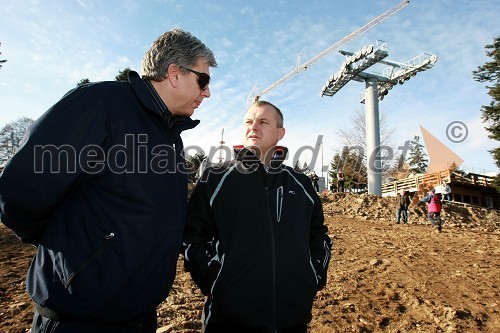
[181,66,210,90]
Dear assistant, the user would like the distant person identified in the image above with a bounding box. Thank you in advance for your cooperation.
[183,100,332,333]
[395,190,411,224]
[337,171,345,192]
[420,189,443,232]
[0,29,217,333]
[439,180,452,202]
[311,171,320,192]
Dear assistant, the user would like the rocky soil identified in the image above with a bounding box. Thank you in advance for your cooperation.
[1,193,499,332]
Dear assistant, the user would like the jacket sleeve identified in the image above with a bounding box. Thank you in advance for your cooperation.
[0,86,108,245]
[182,171,222,295]
[308,185,332,291]
[420,194,431,203]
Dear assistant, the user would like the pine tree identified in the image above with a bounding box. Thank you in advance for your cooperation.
[77,78,91,87]
[328,146,367,191]
[115,67,132,81]
[406,135,428,174]
[293,160,303,173]
[302,161,310,174]
[472,36,500,189]
[328,153,341,183]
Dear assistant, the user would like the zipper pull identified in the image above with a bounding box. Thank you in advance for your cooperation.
[276,186,284,223]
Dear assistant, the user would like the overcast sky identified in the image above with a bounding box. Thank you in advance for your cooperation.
[1,0,499,177]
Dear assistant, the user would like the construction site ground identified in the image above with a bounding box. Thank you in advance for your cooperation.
[1,192,499,333]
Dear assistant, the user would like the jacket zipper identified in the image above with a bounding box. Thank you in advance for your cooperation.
[64,232,115,288]
[263,170,278,331]
[173,139,183,225]
[276,186,283,223]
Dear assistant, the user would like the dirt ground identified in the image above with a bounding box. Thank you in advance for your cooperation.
[1,193,499,333]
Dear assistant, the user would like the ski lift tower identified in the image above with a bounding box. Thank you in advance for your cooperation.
[321,41,437,196]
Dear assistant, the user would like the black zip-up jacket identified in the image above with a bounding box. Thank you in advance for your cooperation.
[0,71,198,324]
[183,147,332,331]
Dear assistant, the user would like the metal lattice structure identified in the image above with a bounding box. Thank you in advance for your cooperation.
[321,41,438,102]
[320,41,438,196]
[248,0,410,106]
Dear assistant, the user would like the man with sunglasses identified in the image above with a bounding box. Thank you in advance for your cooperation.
[0,28,216,333]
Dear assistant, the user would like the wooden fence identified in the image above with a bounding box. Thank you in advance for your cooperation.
[382,169,452,197]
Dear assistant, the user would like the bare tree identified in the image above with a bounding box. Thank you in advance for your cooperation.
[0,117,35,165]
[336,108,400,179]
[338,108,396,150]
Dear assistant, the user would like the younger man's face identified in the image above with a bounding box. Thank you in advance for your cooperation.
[243,104,285,156]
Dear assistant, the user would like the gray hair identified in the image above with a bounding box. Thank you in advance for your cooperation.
[141,28,217,81]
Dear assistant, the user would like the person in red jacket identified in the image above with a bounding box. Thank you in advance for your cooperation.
[420,189,443,232]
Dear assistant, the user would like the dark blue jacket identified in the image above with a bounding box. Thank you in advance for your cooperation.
[0,71,198,323]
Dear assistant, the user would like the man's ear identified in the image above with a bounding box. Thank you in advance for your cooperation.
[167,64,180,88]
[278,127,285,141]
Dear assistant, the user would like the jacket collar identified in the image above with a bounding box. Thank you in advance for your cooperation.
[127,71,199,132]
[233,145,288,169]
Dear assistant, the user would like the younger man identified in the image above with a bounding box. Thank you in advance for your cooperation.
[183,101,332,332]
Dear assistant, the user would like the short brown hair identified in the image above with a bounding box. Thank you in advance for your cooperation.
[252,100,284,128]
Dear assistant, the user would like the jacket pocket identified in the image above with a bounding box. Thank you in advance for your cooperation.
[64,232,115,288]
